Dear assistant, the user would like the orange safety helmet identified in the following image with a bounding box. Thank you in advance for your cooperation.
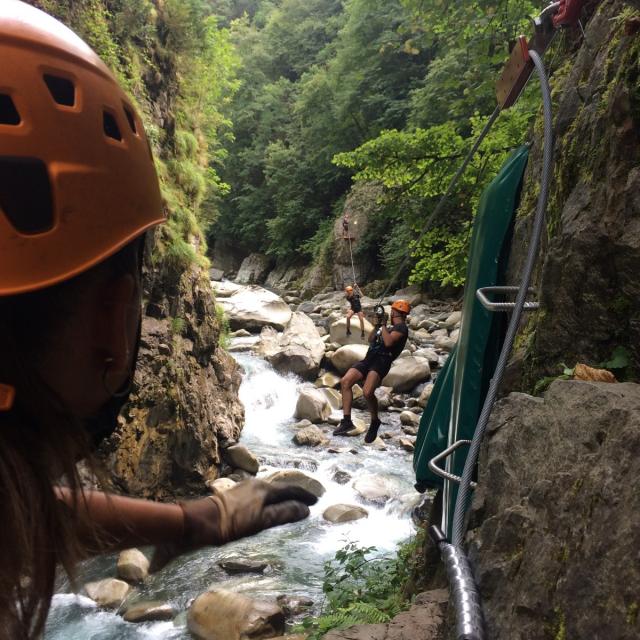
[0,0,165,297]
[391,299,411,315]
[345,286,354,293]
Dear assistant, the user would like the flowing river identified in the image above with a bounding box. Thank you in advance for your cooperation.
[45,348,419,639]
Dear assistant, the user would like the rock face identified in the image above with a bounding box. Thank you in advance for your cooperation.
[294,388,332,423]
[235,253,273,285]
[117,549,149,584]
[382,356,430,392]
[218,285,292,331]
[329,317,375,346]
[261,312,325,380]
[188,589,285,640]
[467,381,640,640]
[103,268,244,499]
[331,344,369,374]
[85,579,132,609]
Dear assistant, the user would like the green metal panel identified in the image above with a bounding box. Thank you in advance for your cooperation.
[413,146,529,527]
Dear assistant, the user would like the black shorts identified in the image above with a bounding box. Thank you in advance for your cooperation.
[349,300,362,313]
[352,354,393,379]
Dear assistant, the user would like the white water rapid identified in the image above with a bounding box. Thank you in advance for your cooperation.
[45,349,419,639]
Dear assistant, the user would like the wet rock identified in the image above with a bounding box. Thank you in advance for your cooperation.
[235,253,273,285]
[329,317,375,346]
[323,504,369,523]
[231,329,252,338]
[218,285,292,331]
[292,419,313,429]
[276,595,314,617]
[123,601,175,623]
[398,437,416,452]
[264,469,326,498]
[332,468,352,484]
[117,549,149,584]
[400,411,420,427]
[85,579,132,609]
[294,388,332,423]
[315,372,342,389]
[219,559,269,575]
[331,344,369,374]
[188,589,284,640]
[327,415,341,426]
[225,444,259,475]
[293,425,328,447]
[375,386,393,410]
[418,384,434,408]
[346,416,366,437]
[206,477,236,494]
[382,357,430,392]
[353,475,393,504]
[318,387,342,410]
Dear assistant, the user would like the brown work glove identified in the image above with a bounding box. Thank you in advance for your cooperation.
[150,480,317,572]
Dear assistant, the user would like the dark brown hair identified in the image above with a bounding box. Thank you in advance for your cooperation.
[0,238,143,639]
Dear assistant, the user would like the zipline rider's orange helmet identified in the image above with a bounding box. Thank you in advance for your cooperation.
[391,299,411,315]
[345,286,354,293]
[0,0,165,297]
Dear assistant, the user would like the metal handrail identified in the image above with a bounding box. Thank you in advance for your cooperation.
[429,440,477,488]
[476,286,539,312]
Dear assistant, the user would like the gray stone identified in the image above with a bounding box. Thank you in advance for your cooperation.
[444,311,462,329]
[276,595,313,618]
[353,475,393,505]
[293,425,327,447]
[209,267,224,281]
[399,411,420,426]
[382,357,431,392]
[235,253,272,285]
[433,335,456,352]
[332,469,352,484]
[329,317,375,346]
[218,285,292,331]
[225,444,259,475]
[331,344,369,374]
[418,384,434,408]
[398,437,415,452]
[264,469,326,498]
[323,504,369,523]
[219,559,269,575]
[318,387,342,410]
[294,388,332,423]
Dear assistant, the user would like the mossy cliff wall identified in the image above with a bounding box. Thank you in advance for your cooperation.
[26,0,245,498]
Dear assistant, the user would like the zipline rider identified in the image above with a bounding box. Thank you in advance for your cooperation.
[334,300,411,443]
[345,284,366,339]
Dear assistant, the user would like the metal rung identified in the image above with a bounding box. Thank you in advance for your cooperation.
[476,286,539,312]
[428,440,477,488]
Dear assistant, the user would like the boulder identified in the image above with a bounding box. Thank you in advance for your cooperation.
[346,416,366,436]
[315,372,342,389]
[292,419,312,429]
[263,312,325,380]
[375,386,393,410]
[294,388,332,423]
[390,284,424,307]
[413,348,440,367]
[353,475,393,505]
[235,253,273,285]
[323,504,369,523]
[332,469,352,484]
[400,411,420,427]
[329,317,375,346]
[276,595,313,617]
[412,329,432,344]
[418,384,434,408]
[218,285,292,331]
[209,267,224,282]
[318,387,342,410]
[293,425,327,447]
[123,601,175,623]
[398,437,416,452]
[219,559,269,575]
[187,590,284,640]
[434,335,457,352]
[444,311,462,329]
[225,444,259,475]
[331,344,369,374]
[264,469,326,498]
[116,549,149,584]
[382,357,431,392]
[85,578,132,609]
[402,425,418,436]
[297,301,317,314]
[206,477,237,494]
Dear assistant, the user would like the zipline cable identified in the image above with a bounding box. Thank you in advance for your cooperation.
[346,228,358,287]
[374,105,501,310]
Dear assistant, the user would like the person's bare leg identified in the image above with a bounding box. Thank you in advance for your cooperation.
[358,311,365,338]
[363,371,382,443]
[335,368,364,435]
[346,309,354,335]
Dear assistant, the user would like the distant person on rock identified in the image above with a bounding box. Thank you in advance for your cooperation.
[345,285,365,339]
[0,5,316,637]
[335,300,411,442]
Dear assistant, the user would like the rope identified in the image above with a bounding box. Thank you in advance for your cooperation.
[346,230,357,287]
[375,105,501,307]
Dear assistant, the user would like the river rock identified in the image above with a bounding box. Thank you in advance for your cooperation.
[294,388,332,423]
[418,384,434,408]
[85,578,132,609]
[398,437,416,452]
[315,372,342,389]
[235,253,272,285]
[225,444,259,475]
[382,356,431,392]
[297,301,317,314]
[331,344,369,374]
[329,317,375,346]
[264,469,326,498]
[400,410,420,427]
[292,419,312,429]
[444,310,462,329]
[375,386,393,410]
[123,601,175,623]
[430,328,448,339]
[318,387,342,410]
[187,589,284,640]
[264,312,325,380]
[231,329,252,338]
[293,425,327,447]
[412,328,431,344]
[434,335,457,352]
[218,285,292,331]
[323,504,369,523]
[206,477,237,494]
[413,348,440,367]
[343,416,366,437]
[332,469,352,484]
[402,425,418,436]
[117,549,149,584]
[353,475,393,504]
[276,595,314,617]
[219,559,269,575]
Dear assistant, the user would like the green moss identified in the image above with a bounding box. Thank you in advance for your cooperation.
[554,608,567,640]
[627,602,639,626]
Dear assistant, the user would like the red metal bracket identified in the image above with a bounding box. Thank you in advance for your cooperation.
[552,0,587,27]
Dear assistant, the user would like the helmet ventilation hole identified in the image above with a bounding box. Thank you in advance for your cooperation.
[0,157,54,234]
[123,105,137,134]
[103,111,122,141]
[0,95,20,125]
[43,74,75,107]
